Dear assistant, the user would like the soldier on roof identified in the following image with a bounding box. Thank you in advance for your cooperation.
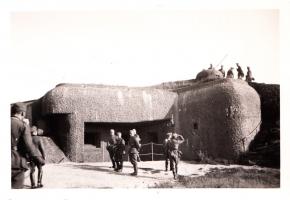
[236,63,245,79]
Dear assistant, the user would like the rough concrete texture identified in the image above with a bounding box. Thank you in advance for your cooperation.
[39,136,69,163]
[42,84,177,161]
[43,84,177,122]
[178,78,261,160]
[196,69,224,81]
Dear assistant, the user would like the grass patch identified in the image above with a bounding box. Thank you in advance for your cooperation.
[154,167,280,188]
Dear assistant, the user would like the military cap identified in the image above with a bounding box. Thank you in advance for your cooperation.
[11,102,26,114]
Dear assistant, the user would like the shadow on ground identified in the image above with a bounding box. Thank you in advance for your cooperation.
[64,164,163,180]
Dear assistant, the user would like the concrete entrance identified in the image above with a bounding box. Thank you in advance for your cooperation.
[83,120,171,162]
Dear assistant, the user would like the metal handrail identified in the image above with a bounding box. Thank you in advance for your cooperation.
[138,142,164,161]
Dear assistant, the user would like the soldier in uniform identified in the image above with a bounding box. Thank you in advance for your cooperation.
[168,132,185,179]
[208,63,213,69]
[11,103,42,189]
[114,132,126,172]
[246,66,255,82]
[163,132,172,171]
[236,63,245,79]
[128,129,141,176]
[106,129,117,169]
[226,67,234,78]
[29,126,46,189]
[132,129,141,162]
[219,65,225,77]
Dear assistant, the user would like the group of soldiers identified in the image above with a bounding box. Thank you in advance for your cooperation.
[209,63,255,82]
[106,129,141,176]
[107,129,185,180]
[11,103,46,189]
[11,102,186,189]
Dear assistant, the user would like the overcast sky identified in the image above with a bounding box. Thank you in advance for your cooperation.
[5,9,279,102]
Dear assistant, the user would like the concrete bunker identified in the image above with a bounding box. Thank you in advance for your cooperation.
[22,69,263,163]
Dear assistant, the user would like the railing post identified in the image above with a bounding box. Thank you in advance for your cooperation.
[151,142,154,161]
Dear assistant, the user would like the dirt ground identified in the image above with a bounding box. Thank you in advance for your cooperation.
[23,161,277,188]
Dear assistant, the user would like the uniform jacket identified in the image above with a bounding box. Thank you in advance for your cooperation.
[129,136,141,154]
[115,137,125,152]
[11,117,36,170]
[32,136,46,159]
[106,135,117,152]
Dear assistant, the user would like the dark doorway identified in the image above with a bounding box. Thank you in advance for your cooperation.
[147,132,158,143]
[84,132,101,148]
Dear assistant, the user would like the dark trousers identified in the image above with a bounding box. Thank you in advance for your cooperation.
[129,153,138,174]
[169,150,181,177]
[12,169,25,189]
[164,153,172,171]
[108,150,116,168]
[115,152,123,170]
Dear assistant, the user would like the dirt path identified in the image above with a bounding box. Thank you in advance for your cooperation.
[23,161,274,188]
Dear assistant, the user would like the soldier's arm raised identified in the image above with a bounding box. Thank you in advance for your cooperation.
[178,135,185,143]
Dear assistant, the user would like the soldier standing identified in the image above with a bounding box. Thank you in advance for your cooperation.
[236,63,245,79]
[29,126,46,189]
[132,129,141,162]
[208,63,213,69]
[226,67,234,78]
[115,132,126,172]
[128,129,141,176]
[168,132,185,179]
[219,65,225,77]
[11,103,42,189]
[246,66,255,82]
[163,132,172,171]
[106,129,117,169]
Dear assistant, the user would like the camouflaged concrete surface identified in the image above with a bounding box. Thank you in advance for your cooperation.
[178,78,261,160]
[36,70,261,162]
[43,84,178,122]
[196,69,224,81]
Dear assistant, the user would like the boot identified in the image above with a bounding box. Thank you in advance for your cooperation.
[131,164,138,176]
[119,161,123,172]
[114,162,119,171]
[173,172,177,180]
[174,165,178,179]
[165,160,168,171]
[112,160,116,169]
[30,169,36,189]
